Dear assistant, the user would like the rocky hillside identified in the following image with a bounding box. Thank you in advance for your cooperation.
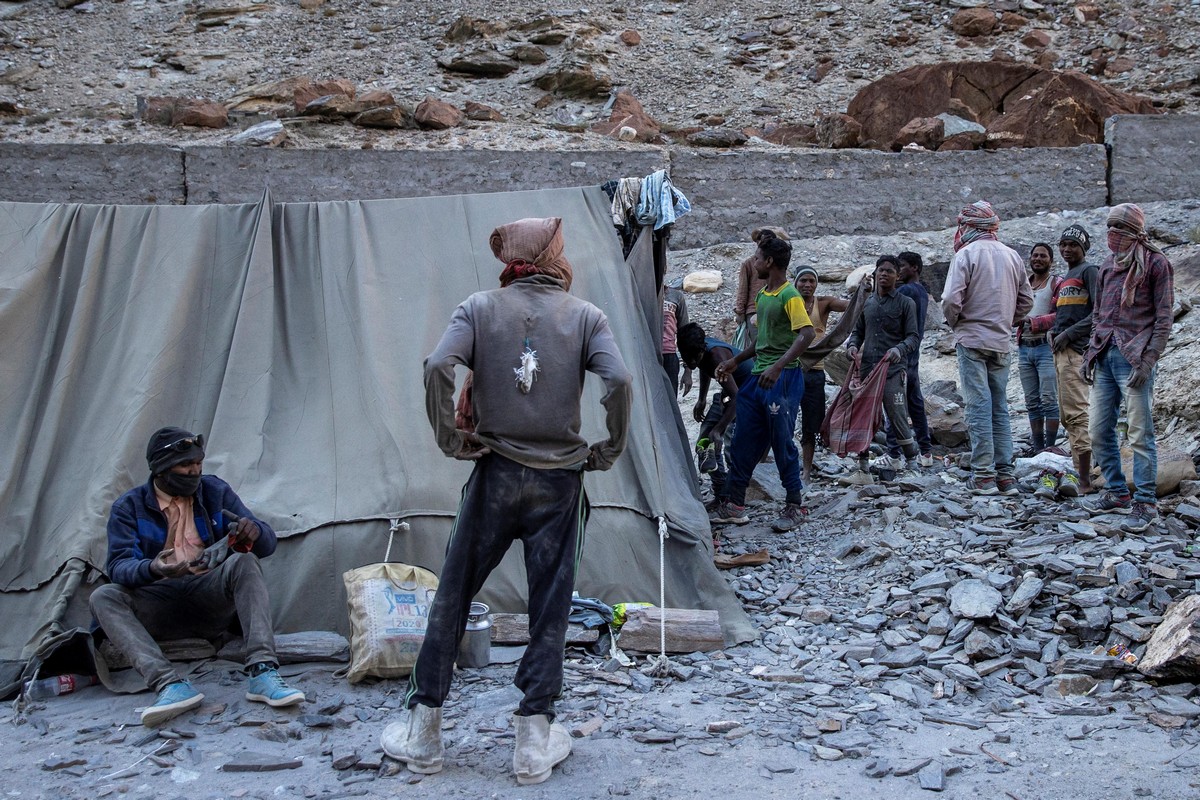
[0,0,1197,148]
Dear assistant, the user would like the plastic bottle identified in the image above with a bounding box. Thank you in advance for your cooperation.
[23,674,97,700]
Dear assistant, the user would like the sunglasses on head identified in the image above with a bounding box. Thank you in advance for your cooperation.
[152,434,205,458]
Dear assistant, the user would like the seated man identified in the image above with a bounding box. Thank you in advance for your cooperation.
[90,426,304,726]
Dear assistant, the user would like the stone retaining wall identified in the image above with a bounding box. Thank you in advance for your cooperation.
[1,114,1196,247]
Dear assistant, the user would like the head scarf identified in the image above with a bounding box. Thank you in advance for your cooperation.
[953,200,1000,252]
[1059,224,1091,253]
[1106,203,1163,307]
[490,217,574,290]
[146,426,205,475]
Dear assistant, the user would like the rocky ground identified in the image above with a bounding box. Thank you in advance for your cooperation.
[1,0,1198,148]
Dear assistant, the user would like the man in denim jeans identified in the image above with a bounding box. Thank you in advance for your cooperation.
[941,201,1033,496]
[1081,204,1175,533]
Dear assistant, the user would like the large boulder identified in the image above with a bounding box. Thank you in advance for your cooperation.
[846,61,1158,149]
[590,91,660,143]
[1140,596,1200,680]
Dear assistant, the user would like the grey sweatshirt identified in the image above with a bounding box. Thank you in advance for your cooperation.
[424,275,633,471]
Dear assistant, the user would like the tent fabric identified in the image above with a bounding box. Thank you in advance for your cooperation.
[0,187,756,684]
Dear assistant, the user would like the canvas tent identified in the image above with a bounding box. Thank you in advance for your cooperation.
[0,185,756,691]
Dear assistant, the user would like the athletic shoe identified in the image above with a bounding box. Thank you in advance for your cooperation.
[1080,490,1132,515]
[708,501,749,525]
[698,447,718,474]
[1119,502,1158,534]
[871,455,898,472]
[1057,472,1081,498]
[1033,471,1059,500]
[996,476,1020,496]
[967,476,999,496]
[917,453,935,468]
[141,681,204,727]
[771,503,806,532]
[246,667,306,707]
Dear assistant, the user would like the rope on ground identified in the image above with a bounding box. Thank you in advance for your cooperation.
[646,516,673,678]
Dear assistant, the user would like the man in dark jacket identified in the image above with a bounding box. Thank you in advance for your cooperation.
[845,256,921,477]
[91,426,303,726]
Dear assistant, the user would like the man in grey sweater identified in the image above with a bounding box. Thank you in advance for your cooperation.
[382,217,632,786]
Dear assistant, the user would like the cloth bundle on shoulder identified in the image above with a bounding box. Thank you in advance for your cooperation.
[821,354,890,457]
[342,562,439,683]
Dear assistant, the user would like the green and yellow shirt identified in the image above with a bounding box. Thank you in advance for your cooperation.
[753,281,813,373]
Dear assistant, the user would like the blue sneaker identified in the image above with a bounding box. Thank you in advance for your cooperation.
[141,680,204,727]
[246,667,305,707]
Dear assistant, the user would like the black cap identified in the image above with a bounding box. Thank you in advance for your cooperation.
[1059,224,1091,252]
[146,426,205,475]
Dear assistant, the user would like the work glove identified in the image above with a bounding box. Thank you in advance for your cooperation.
[845,345,859,359]
[150,549,192,580]
[885,348,902,364]
[452,430,492,461]
[226,515,259,552]
[1079,360,1094,386]
[1127,362,1153,390]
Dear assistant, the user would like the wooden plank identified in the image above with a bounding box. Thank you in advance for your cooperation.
[617,608,723,653]
[491,613,599,645]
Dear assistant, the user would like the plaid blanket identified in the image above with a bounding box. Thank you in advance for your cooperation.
[821,354,890,457]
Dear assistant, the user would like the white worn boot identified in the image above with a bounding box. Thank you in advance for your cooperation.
[512,713,571,785]
[380,704,444,774]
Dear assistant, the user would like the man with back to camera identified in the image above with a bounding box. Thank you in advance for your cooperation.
[90,427,304,726]
[382,217,632,785]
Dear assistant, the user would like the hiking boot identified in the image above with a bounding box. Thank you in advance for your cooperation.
[1057,472,1081,498]
[1080,490,1132,515]
[917,453,935,468]
[512,713,571,785]
[381,704,444,774]
[836,470,876,487]
[967,476,999,496]
[246,666,305,707]
[771,503,806,532]
[141,680,204,727]
[1033,471,1059,501]
[1119,502,1158,534]
[996,476,1020,496]
[708,501,748,525]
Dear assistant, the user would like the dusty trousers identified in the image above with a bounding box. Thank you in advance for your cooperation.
[405,453,588,720]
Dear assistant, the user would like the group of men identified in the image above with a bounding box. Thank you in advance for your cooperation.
[676,201,1173,540]
[85,200,1173,787]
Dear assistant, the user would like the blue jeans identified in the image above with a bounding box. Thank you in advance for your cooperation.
[1089,345,1157,504]
[956,344,1015,478]
[724,368,805,506]
[1018,342,1059,422]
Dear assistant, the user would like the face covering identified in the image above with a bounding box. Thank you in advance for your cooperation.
[158,471,201,497]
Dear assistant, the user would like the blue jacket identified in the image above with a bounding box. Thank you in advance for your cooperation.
[105,474,277,588]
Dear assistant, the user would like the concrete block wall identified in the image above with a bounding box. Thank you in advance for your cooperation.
[4,113,1198,245]
[1107,114,1200,206]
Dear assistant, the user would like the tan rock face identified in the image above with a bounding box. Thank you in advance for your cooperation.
[352,105,416,130]
[464,101,505,122]
[171,98,227,129]
[293,79,357,114]
[589,91,660,143]
[950,9,998,37]
[847,61,1159,149]
[893,116,945,151]
[816,113,861,149]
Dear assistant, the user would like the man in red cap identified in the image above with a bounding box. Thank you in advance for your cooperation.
[91,426,304,726]
[382,217,632,785]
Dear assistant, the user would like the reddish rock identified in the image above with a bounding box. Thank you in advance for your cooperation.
[686,128,748,148]
[414,97,463,130]
[1106,56,1136,75]
[302,95,364,118]
[171,98,228,128]
[228,77,313,114]
[1035,50,1061,69]
[357,90,395,108]
[937,131,986,151]
[1074,4,1100,23]
[590,90,660,143]
[846,61,1159,149]
[464,101,505,122]
[445,15,507,42]
[761,123,817,146]
[620,29,641,47]
[893,116,944,151]
[950,9,998,37]
[809,61,835,83]
[437,48,519,77]
[998,12,1028,29]
[534,59,612,97]
[1022,29,1052,49]
[512,45,548,64]
[293,79,356,114]
[815,113,861,149]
